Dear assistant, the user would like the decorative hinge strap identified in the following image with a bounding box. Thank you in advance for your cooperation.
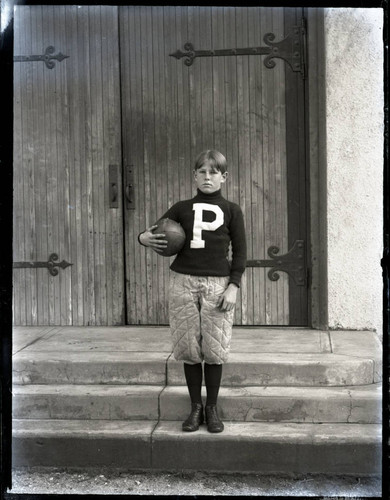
[13,253,73,276]
[170,18,307,78]
[246,240,307,286]
[264,18,306,78]
[14,46,69,69]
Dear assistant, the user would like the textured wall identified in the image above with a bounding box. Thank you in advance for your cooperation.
[324,8,383,334]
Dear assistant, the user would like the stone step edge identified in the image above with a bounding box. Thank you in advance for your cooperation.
[12,352,381,386]
[12,382,382,392]
[13,351,380,363]
[12,383,382,400]
[159,384,382,424]
[12,383,382,424]
[12,419,382,474]
[12,418,382,440]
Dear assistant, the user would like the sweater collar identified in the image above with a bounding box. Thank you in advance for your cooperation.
[195,188,223,200]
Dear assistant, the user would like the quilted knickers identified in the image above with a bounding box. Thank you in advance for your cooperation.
[169,272,235,364]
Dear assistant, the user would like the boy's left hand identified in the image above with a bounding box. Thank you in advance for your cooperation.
[217,283,238,311]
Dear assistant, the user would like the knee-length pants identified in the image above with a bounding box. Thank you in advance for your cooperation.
[169,272,235,365]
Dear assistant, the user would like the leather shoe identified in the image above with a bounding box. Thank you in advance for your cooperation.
[182,403,204,432]
[205,404,224,433]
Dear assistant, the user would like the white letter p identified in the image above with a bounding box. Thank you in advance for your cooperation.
[190,203,224,249]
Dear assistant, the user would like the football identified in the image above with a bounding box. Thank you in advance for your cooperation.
[153,218,186,257]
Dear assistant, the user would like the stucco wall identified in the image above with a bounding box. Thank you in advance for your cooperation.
[324,8,383,335]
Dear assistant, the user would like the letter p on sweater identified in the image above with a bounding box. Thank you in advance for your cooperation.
[190,203,224,249]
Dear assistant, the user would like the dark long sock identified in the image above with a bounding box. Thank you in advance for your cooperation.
[183,363,203,405]
[204,363,223,406]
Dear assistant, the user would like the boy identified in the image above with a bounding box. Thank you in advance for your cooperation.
[138,150,247,433]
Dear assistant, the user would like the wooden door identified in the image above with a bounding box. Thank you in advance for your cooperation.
[120,6,308,326]
[13,5,125,325]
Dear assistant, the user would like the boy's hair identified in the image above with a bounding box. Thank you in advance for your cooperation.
[194,150,227,174]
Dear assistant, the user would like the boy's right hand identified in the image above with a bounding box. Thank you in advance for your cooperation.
[139,225,168,254]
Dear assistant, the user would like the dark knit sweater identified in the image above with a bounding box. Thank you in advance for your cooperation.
[157,189,247,287]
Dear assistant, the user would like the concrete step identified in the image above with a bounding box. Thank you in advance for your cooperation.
[168,353,378,386]
[160,384,382,423]
[12,351,168,385]
[12,419,381,474]
[13,351,378,387]
[12,326,331,354]
[12,383,381,424]
[12,419,155,469]
[12,385,164,421]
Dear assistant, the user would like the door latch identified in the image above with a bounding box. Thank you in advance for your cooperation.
[109,165,119,208]
[125,165,135,210]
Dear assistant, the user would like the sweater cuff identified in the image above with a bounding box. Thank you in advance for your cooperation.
[228,281,240,289]
[138,232,147,246]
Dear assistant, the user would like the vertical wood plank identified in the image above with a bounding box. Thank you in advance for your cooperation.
[98,6,108,324]
[136,5,147,323]
[105,6,124,325]
[199,7,213,149]
[13,6,24,325]
[134,5,147,324]
[101,6,111,325]
[48,5,62,324]
[67,5,82,325]
[137,5,146,325]
[23,6,38,326]
[147,6,159,324]
[104,5,124,325]
[87,5,97,325]
[84,7,96,326]
[57,5,72,325]
[161,6,171,322]
[268,8,279,325]
[260,8,271,325]
[90,5,99,324]
[211,7,225,156]
[64,14,73,324]
[51,4,62,324]
[274,8,289,324]
[152,6,161,322]
[120,6,134,322]
[31,6,43,325]
[180,6,192,202]
[248,7,262,325]
[175,7,189,203]
[19,5,29,324]
[139,4,148,325]
[92,6,103,324]
[236,7,252,324]
[257,8,268,325]
[189,7,202,157]
[140,6,153,323]
[153,6,167,322]
[40,6,53,324]
[79,5,91,325]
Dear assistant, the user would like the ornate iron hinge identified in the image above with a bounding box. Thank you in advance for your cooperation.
[13,46,69,70]
[246,240,306,286]
[13,253,73,276]
[170,19,307,78]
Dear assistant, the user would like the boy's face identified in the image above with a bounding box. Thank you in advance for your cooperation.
[193,161,228,194]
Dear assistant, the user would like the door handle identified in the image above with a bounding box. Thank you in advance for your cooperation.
[111,183,118,202]
[109,165,119,208]
[125,184,132,203]
[125,165,135,210]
